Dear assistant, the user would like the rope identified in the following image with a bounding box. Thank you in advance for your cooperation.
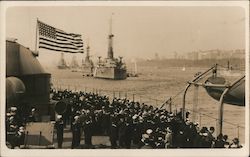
[159,88,185,109]
[186,107,245,128]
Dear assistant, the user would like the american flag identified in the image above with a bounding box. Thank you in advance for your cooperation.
[38,20,84,53]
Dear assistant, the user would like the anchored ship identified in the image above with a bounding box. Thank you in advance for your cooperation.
[82,42,94,76]
[57,53,68,69]
[70,55,79,69]
[93,15,127,80]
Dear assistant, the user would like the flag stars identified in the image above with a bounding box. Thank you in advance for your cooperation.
[38,21,56,39]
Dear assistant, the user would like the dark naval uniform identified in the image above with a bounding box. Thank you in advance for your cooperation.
[71,121,81,149]
[83,117,93,145]
[55,119,64,148]
[109,122,118,148]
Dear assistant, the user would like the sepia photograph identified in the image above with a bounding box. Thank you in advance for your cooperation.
[0,1,249,157]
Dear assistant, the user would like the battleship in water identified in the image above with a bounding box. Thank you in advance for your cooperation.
[93,15,127,80]
[70,55,79,69]
[57,53,68,69]
[127,60,138,77]
[82,43,94,76]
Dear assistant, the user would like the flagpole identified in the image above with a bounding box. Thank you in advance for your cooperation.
[35,18,39,56]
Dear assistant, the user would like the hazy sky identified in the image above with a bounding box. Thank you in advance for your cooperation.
[6,6,246,66]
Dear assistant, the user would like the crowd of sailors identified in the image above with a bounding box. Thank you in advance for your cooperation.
[6,89,243,149]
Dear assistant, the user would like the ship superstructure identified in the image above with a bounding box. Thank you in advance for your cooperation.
[82,42,94,76]
[57,53,68,69]
[93,14,127,80]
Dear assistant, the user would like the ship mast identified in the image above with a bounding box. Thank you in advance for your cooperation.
[85,38,90,62]
[60,53,66,66]
[107,13,114,59]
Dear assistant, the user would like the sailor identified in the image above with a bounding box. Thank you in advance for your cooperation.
[165,127,173,148]
[55,115,64,148]
[118,116,126,148]
[101,106,110,135]
[207,126,216,147]
[71,116,81,149]
[15,126,25,148]
[109,116,118,148]
[214,133,225,148]
[83,114,93,146]
[175,128,186,148]
[200,132,212,148]
[222,134,230,147]
[155,137,165,148]
[229,138,242,148]
[6,115,19,149]
[132,114,142,146]
[28,108,38,122]
[140,134,153,149]
[124,116,133,149]
[146,129,155,148]
[10,107,22,126]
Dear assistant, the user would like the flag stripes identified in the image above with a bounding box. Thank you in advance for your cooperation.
[38,20,84,53]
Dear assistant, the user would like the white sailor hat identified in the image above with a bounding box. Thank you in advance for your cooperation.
[31,108,36,112]
[10,107,17,112]
[185,119,191,125]
[19,126,25,132]
[146,129,153,134]
[160,115,166,119]
[74,116,79,120]
[142,134,149,140]
[202,132,208,136]
[169,113,174,117]
[132,114,138,120]
[57,115,62,119]
[9,116,14,121]
[194,122,199,126]
[166,127,172,132]
[6,113,11,117]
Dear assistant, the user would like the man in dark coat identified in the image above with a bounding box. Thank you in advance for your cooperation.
[83,115,93,146]
[109,116,118,148]
[71,116,81,149]
[140,134,153,149]
[118,117,126,148]
[55,115,64,148]
[124,116,133,149]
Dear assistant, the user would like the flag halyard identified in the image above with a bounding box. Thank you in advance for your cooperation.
[38,20,84,53]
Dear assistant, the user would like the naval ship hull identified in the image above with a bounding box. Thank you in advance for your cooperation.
[94,67,127,80]
[57,66,68,69]
[82,66,93,76]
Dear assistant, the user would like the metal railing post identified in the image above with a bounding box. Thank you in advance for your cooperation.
[237,125,240,139]
[199,113,202,127]
[217,88,229,135]
[182,64,216,121]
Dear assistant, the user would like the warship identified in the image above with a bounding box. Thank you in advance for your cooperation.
[57,53,68,69]
[70,55,79,69]
[127,60,138,77]
[93,15,127,80]
[82,42,94,76]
